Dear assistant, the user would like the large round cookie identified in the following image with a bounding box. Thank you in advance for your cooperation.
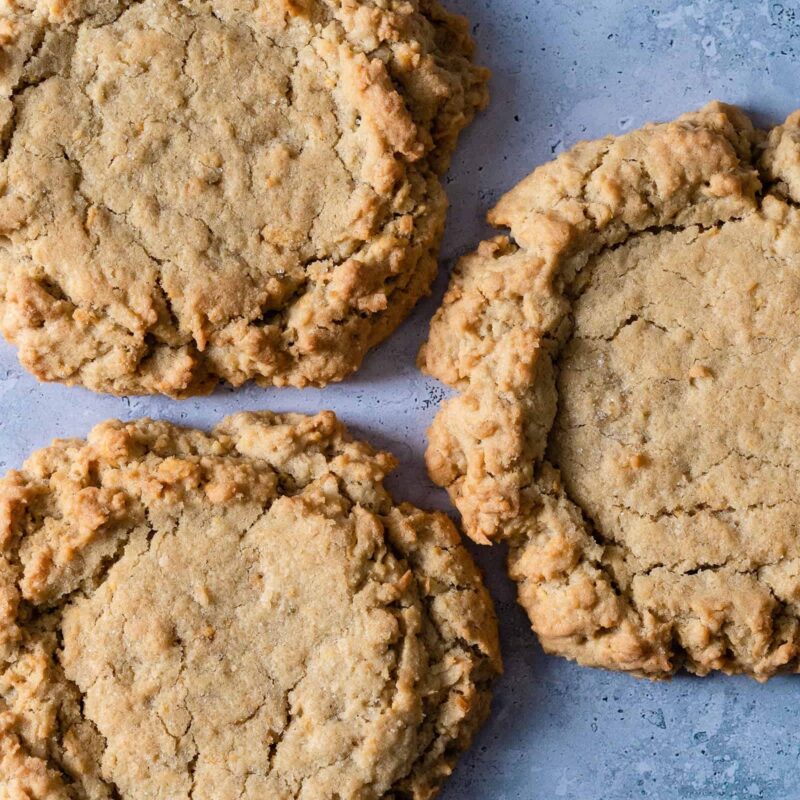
[0,0,487,396]
[0,411,500,798]
[420,102,800,679]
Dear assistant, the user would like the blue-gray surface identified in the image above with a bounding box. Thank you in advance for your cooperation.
[1,1,798,798]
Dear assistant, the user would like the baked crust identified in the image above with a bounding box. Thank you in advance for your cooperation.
[421,102,800,678]
[0,0,488,396]
[0,411,500,798]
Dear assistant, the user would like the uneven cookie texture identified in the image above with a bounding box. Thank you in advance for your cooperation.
[0,411,500,798]
[420,102,800,679]
[0,0,487,396]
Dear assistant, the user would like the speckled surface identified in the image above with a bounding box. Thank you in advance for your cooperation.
[1,1,799,797]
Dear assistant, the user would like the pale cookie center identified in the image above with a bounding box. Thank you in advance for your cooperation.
[58,500,417,799]
[550,211,800,575]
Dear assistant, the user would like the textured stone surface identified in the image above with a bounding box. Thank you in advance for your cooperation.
[0,0,798,797]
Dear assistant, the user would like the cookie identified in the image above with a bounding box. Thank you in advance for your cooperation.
[420,101,800,679]
[0,0,488,397]
[0,411,501,798]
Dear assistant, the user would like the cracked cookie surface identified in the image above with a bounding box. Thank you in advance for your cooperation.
[0,411,501,798]
[420,102,800,678]
[0,0,487,396]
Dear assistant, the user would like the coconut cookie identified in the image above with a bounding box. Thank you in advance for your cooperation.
[0,411,501,798]
[420,101,800,679]
[0,0,488,396]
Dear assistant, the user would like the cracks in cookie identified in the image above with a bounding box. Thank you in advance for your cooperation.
[253,496,494,799]
[574,141,615,212]
[6,504,484,797]
[538,407,800,673]
[655,559,797,673]
[285,47,300,110]
[3,4,448,391]
[427,119,800,673]
[4,603,124,796]
[564,217,742,302]
[3,0,151,171]
[544,378,800,597]
[390,613,493,796]
[186,751,199,799]
[89,530,137,596]
[165,619,201,799]
[0,26,50,161]
[58,145,95,244]
[38,275,69,303]
[81,0,150,35]
[537,465,626,604]
[254,666,312,791]
[1,500,165,792]
[764,185,800,215]
[178,28,199,105]
[638,554,784,579]
[0,713,119,798]
[374,517,499,796]
[586,313,664,343]
[235,501,281,557]
[153,273,182,335]
[613,497,794,525]
[78,195,205,375]
[56,623,124,798]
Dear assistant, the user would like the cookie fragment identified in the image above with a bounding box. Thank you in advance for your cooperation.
[421,101,800,679]
[0,411,500,798]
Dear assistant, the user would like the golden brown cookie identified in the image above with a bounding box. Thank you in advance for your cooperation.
[0,411,500,798]
[420,101,800,679]
[0,0,487,396]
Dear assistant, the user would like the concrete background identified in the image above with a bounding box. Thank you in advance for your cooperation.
[1,1,799,797]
